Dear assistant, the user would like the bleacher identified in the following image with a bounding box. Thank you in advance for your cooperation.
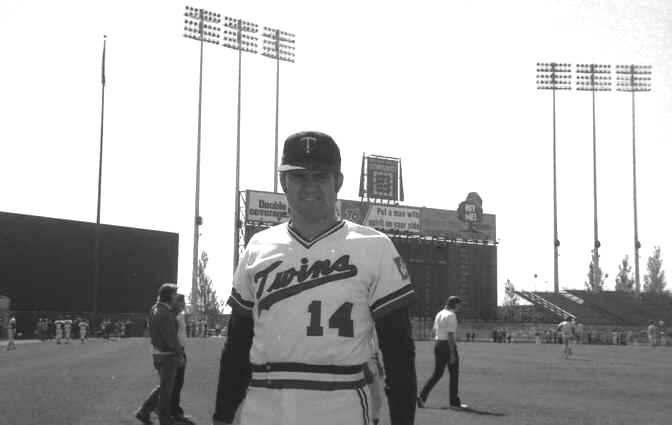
[568,290,672,326]
[536,292,625,325]
[515,290,624,325]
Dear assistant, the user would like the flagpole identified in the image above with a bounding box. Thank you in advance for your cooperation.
[93,35,107,324]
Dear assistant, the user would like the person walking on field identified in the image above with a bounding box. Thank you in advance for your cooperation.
[171,294,195,425]
[6,315,17,350]
[417,296,468,409]
[135,283,187,425]
[557,316,576,358]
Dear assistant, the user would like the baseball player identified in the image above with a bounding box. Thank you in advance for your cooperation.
[212,131,417,425]
[54,318,64,344]
[557,316,575,358]
[79,319,89,343]
[6,315,17,350]
[647,321,657,347]
[63,317,73,344]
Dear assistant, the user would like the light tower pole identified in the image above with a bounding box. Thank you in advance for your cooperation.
[261,26,295,193]
[183,5,221,305]
[222,16,259,269]
[576,64,612,291]
[536,62,571,293]
[616,64,651,296]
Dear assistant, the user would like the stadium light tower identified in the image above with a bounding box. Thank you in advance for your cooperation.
[576,64,612,291]
[616,64,652,296]
[221,16,259,269]
[183,5,221,305]
[261,26,295,193]
[536,62,571,294]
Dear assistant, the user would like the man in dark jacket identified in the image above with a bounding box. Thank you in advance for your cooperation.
[136,283,185,425]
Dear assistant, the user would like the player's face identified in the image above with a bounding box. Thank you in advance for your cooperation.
[282,170,343,223]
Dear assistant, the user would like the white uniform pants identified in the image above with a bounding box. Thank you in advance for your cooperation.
[7,329,16,350]
[239,386,372,425]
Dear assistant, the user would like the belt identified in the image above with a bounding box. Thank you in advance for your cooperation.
[250,362,368,391]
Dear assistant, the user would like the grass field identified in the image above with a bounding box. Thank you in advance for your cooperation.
[1,338,670,425]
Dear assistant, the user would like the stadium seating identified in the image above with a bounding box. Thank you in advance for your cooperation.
[517,291,623,325]
[568,290,672,326]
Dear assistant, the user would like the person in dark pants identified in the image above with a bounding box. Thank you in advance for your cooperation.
[171,294,195,424]
[417,296,467,409]
[135,283,185,425]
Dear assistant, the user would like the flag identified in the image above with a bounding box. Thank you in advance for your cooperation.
[101,36,107,86]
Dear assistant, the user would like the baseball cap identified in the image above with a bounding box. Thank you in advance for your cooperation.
[447,296,462,307]
[278,131,341,173]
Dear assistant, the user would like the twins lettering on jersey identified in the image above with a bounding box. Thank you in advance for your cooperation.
[254,254,358,313]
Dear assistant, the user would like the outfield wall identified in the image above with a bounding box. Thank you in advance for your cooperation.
[0,211,179,315]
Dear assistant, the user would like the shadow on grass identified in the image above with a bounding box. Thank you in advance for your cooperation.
[424,405,507,416]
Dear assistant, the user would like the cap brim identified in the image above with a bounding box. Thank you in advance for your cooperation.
[277,163,339,172]
[277,164,310,172]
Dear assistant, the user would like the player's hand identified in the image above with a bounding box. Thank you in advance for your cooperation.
[448,355,457,365]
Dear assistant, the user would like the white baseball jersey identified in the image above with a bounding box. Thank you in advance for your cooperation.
[557,320,574,337]
[228,219,415,391]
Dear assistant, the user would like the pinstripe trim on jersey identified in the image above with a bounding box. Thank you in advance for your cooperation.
[287,220,345,249]
[356,387,370,425]
[370,284,415,320]
[251,362,364,374]
[227,289,254,318]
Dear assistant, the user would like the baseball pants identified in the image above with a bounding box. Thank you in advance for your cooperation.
[239,386,372,425]
[7,329,16,350]
[365,358,383,422]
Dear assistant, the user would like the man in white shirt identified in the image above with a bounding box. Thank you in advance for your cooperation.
[417,296,467,409]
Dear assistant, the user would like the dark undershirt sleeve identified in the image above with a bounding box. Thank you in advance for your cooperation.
[375,306,417,425]
[212,312,253,423]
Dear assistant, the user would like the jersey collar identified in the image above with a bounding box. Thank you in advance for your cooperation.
[287,219,345,249]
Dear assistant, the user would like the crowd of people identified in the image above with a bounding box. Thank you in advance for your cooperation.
[31,317,133,343]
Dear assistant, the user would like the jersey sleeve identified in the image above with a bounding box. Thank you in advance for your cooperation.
[369,236,415,320]
[445,313,457,333]
[226,247,256,318]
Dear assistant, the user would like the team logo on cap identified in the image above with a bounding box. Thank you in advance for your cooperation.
[300,136,317,154]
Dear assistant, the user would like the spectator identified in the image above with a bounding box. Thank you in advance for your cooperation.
[135,283,182,425]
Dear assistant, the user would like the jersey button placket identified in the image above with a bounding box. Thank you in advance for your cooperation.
[266,364,272,385]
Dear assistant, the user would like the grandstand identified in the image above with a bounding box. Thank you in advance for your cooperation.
[515,289,671,326]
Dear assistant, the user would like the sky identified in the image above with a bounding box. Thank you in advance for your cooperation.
[1,0,671,309]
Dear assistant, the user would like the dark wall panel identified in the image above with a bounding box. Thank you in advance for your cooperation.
[0,212,178,314]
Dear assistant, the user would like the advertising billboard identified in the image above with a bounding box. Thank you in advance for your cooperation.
[244,190,495,242]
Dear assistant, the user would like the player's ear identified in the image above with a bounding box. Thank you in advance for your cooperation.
[335,172,344,193]
[279,172,288,193]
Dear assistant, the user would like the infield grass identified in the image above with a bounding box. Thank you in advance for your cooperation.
[0,338,669,425]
